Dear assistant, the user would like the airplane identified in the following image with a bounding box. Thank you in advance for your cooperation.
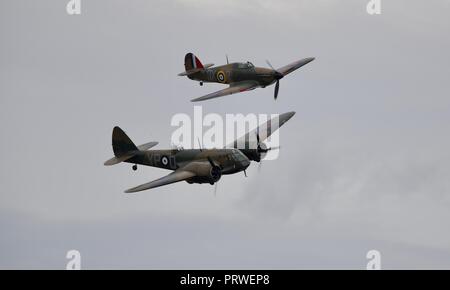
[178,53,315,102]
[104,111,295,193]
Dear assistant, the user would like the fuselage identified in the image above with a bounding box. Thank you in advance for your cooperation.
[188,62,279,87]
[126,148,251,175]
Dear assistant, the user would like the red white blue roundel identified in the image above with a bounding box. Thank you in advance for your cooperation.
[216,71,226,83]
[161,156,169,166]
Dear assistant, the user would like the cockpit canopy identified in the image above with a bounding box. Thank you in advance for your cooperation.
[237,62,254,69]
[231,149,248,162]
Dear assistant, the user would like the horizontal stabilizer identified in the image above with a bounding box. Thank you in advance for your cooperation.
[104,154,134,166]
[137,141,158,151]
[177,68,203,76]
[177,64,214,76]
[104,126,158,166]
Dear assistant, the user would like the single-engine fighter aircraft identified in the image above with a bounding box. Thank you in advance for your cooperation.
[104,112,295,193]
[178,53,315,102]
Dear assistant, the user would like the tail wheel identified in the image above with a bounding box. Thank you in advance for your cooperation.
[132,164,137,171]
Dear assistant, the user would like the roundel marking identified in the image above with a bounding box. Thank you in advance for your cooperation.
[216,70,226,83]
[161,156,169,166]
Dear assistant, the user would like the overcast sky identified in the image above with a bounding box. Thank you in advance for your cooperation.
[1,0,450,269]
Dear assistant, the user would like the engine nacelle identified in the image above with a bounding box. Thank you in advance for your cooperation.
[183,161,222,184]
[209,165,221,182]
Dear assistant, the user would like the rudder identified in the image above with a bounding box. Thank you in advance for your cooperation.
[112,126,138,157]
[184,52,204,71]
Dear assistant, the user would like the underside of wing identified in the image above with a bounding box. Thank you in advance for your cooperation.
[277,57,315,76]
[124,170,196,193]
[190,81,259,102]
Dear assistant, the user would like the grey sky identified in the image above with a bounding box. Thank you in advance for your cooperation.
[1,0,450,269]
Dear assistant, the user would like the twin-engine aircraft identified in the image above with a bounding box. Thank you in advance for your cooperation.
[179,53,315,102]
[104,112,295,193]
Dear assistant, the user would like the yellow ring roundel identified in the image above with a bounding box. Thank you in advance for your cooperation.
[216,70,227,83]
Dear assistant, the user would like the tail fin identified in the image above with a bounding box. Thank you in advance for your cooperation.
[184,52,204,71]
[112,126,138,157]
[105,127,158,166]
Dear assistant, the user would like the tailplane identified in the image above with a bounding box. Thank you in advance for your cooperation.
[104,126,158,166]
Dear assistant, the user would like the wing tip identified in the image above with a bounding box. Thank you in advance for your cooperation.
[280,111,296,122]
[124,187,141,193]
[190,97,204,102]
[301,57,315,67]
[286,111,296,118]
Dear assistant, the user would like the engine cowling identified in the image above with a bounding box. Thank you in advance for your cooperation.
[183,161,222,184]
[209,165,222,182]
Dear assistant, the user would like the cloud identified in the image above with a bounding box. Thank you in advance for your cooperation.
[1,0,450,268]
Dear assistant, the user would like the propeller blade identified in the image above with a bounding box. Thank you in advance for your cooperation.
[214,182,218,196]
[268,146,280,151]
[197,137,203,151]
[259,145,280,163]
[266,60,275,70]
[207,156,215,167]
[274,80,280,100]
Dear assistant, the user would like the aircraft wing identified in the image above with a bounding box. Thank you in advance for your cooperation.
[226,111,296,149]
[190,81,259,102]
[277,57,315,76]
[124,169,196,193]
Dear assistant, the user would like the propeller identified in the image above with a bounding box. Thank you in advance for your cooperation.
[256,130,280,162]
[265,60,275,70]
[207,156,215,167]
[266,60,284,100]
[214,182,218,196]
[208,156,221,197]
[197,137,203,152]
[255,129,280,167]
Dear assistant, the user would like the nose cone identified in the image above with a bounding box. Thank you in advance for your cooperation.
[239,152,251,169]
[274,71,284,80]
[242,158,251,169]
